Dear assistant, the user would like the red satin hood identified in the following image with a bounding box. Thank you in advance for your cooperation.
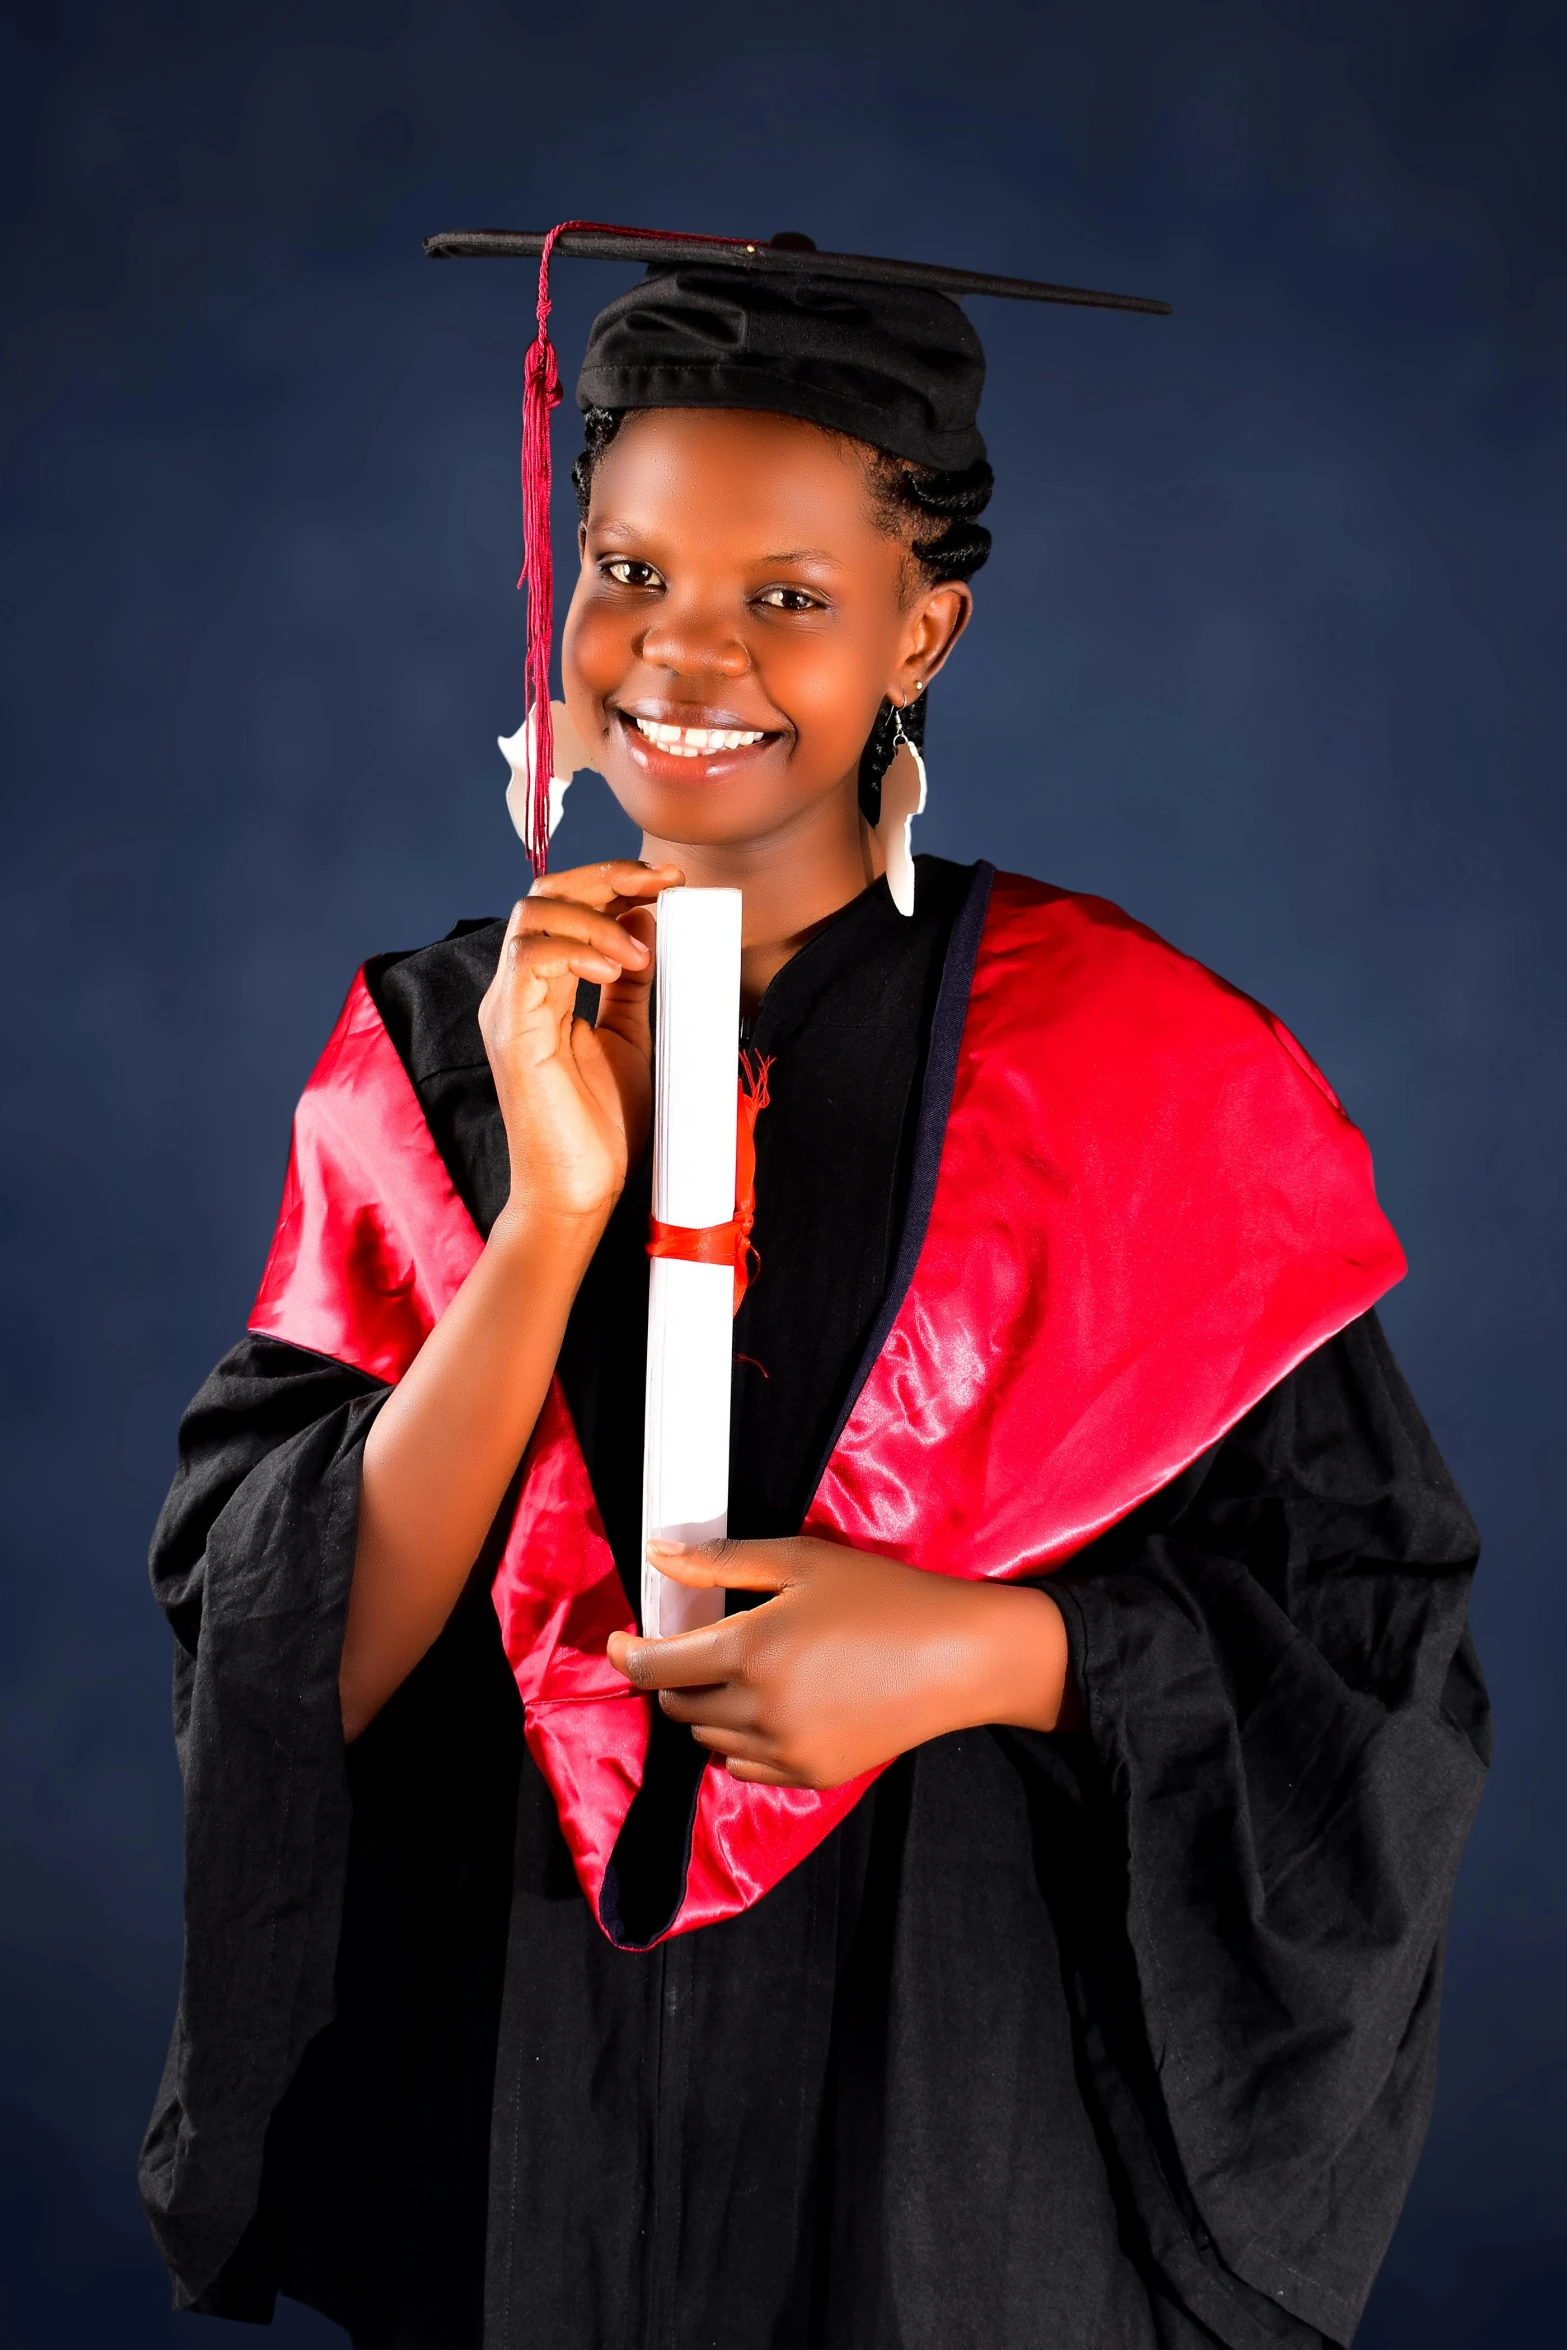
[251,872,1405,1940]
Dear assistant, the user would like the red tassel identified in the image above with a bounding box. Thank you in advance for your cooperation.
[515,220,765,876]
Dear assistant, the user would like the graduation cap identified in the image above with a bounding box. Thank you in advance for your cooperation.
[424,220,1170,870]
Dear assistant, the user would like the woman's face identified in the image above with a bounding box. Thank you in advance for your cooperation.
[561,408,970,853]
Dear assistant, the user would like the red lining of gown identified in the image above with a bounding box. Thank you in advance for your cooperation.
[249,875,1405,1940]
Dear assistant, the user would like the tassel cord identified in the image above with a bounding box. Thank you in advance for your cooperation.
[516,220,765,874]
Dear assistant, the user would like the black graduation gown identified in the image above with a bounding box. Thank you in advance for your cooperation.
[141,861,1489,2350]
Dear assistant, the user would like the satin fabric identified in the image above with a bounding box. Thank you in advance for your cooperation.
[249,873,1405,1941]
[250,969,484,1382]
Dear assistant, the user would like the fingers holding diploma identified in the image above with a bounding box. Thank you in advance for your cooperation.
[519,858,682,1056]
[479,860,684,1224]
[606,1534,1077,1790]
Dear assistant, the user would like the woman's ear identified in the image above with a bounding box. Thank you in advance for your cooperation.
[891,582,973,704]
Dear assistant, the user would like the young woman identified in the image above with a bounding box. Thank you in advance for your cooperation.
[142,233,1488,2350]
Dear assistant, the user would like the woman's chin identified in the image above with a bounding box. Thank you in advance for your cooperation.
[602,771,816,854]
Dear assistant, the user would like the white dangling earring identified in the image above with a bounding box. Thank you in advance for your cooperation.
[498,700,595,851]
[874,685,927,918]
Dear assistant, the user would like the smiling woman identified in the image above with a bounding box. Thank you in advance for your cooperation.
[567,396,992,851]
[560,405,974,997]
[140,224,1488,2350]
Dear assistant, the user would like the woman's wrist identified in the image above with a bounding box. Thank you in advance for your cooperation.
[488,1191,615,1271]
[961,1580,1075,1736]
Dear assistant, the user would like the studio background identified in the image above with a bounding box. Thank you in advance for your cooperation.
[2,2,1561,2341]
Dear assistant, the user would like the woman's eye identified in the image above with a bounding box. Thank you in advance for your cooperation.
[601,558,663,589]
[756,586,826,614]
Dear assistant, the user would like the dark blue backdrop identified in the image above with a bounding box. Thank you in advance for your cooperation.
[3,2,1562,2341]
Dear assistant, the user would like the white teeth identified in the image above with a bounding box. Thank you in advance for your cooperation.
[632,716,765,755]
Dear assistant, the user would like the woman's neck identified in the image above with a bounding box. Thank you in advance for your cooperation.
[641,776,882,1012]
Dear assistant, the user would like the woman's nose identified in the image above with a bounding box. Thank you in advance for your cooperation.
[638,605,751,678]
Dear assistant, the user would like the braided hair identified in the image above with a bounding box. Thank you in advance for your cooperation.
[572,407,992,823]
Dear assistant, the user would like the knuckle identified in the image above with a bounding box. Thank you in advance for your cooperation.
[767,1697,798,1751]
[767,1719,816,1784]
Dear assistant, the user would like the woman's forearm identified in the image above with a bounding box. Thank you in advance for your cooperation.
[339,1200,607,1739]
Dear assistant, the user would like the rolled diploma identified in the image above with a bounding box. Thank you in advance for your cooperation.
[640,886,743,1639]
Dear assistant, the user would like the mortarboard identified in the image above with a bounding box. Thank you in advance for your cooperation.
[424,221,1170,870]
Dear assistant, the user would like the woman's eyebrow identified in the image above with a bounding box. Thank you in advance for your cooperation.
[586,521,845,568]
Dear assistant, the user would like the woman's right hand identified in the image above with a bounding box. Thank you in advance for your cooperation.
[347,855,684,1739]
[478,858,683,1231]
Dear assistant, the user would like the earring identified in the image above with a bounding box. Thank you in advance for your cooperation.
[498,701,595,855]
[873,701,927,918]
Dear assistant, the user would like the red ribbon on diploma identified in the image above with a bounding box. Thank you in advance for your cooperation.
[647,1053,772,1313]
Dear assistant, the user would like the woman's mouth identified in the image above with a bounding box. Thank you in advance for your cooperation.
[630,716,767,758]
[616,708,780,776]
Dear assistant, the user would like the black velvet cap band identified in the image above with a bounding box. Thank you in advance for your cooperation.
[576,266,989,470]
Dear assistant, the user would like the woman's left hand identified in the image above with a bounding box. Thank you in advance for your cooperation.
[606,1536,1074,1789]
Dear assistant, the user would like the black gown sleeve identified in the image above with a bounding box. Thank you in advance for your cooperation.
[1044,1311,1489,2348]
[139,1329,524,2337]
[138,1331,384,2308]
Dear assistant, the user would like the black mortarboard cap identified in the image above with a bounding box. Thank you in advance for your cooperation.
[424,221,1169,867]
[577,266,988,472]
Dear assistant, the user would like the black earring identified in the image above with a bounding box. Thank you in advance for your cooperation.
[857,690,927,826]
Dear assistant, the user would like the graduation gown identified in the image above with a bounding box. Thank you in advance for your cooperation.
[141,860,1488,2350]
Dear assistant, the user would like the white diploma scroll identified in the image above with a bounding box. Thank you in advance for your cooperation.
[640,886,743,1640]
